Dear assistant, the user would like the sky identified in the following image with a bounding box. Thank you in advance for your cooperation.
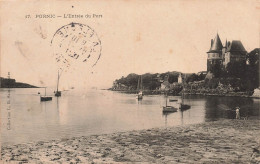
[1,0,259,89]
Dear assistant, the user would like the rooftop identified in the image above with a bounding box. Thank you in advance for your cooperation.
[208,33,223,53]
[226,40,247,52]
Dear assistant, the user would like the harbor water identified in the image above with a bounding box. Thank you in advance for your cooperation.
[1,88,259,145]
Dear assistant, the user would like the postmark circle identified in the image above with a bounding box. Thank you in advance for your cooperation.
[51,22,102,70]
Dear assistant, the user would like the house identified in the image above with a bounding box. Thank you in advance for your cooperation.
[160,74,170,90]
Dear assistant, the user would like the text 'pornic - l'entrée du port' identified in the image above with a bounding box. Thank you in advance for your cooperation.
[25,14,103,19]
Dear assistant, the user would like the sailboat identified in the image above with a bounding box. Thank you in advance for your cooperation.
[55,70,61,97]
[179,88,190,111]
[163,93,178,112]
[136,75,143,100]
[40,87,52,101]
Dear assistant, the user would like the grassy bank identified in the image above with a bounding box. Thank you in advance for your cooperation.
[1,119,260,163]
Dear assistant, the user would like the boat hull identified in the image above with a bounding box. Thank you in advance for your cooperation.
[163,106,178,112]
[179,104,190,110]
[55,91,61,97]
[169,99,178,102]
[40,96,52,101]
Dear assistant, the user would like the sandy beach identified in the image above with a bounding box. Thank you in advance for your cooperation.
[1,119,260,163]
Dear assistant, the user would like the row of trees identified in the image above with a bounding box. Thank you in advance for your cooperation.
[114,72,182,90]
[115,73,161,90]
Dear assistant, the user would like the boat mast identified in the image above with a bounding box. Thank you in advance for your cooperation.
[140,75,143,91]
[137,76,140,93]
[57,70,60,92]
[182,74,185,104]
[45,87,46,96]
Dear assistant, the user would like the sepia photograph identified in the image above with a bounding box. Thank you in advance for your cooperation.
[0,0,259,163]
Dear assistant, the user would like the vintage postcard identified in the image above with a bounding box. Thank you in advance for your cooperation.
[0,0,259,163]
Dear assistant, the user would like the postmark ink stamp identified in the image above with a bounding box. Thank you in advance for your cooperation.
[51,22,102,71]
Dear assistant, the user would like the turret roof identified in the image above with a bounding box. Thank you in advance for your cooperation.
[224,39,228,48]
[207,33,223,53]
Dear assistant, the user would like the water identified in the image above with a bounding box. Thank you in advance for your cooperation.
[1,88,259,145]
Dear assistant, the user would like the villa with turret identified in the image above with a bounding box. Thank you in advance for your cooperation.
[207,33,247,72]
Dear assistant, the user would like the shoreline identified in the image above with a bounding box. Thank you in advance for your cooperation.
[1,119,260,163]
[110,90,260,99]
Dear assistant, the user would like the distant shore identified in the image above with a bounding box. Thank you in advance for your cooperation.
[110,89,260,99]
[1,119,260,163]
[110,89,162,95]
[0,77,39,88]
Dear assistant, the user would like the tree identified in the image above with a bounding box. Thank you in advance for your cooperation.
[186,73,199,83]
[226,61,246,78]
[209,61,222,78]
[245,48,259,90]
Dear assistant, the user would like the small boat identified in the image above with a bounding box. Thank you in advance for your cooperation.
[55,70,62,97]
[179,92,190,111]
[163,106,178,112]
[179,103,190,110]
[136,75,143,100]
[169,99,178,102]
[163,94,177,112]
[55,91,61,97]
[40,87,52,101]
[41,96,52,101]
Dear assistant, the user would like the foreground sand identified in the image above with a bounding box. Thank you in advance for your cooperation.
[1,119,260,163]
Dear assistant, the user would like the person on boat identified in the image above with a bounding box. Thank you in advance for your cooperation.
[235,107,240,119]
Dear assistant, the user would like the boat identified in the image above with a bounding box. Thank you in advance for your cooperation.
[252,87,260,98]
[163,94,177,113]
[163,106,178,112]
[55,70,62,97]
[41,96,52,101]
[136,75,143,100]
[179,103,191,110]
[40,87,52,101]
[179,75,191,111]
[179,90,190,111]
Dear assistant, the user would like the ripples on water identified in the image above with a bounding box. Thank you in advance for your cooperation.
[1,88,259,145]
